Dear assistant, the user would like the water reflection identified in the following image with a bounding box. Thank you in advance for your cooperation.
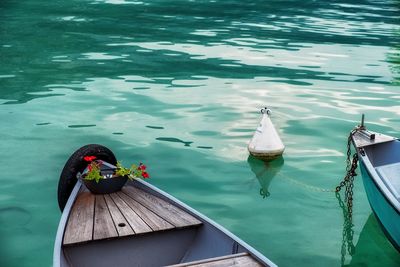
[344,214,400,267]
[0,206,31,228]
[336,192,355,266]
[1,0,400,266]
[336,190,400,267]
[1,0,398,104]
[388,42,400,85]
[247,155,284,198]
[156,137,193,147]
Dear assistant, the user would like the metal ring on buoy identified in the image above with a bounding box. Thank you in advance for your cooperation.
[58,144,117,211]
[261,107,271,115]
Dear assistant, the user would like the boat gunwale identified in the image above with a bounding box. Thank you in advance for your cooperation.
[53,181,82,267]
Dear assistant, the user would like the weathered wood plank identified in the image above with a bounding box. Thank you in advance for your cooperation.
[63,192,95,245]
[109,193,152,234]
[200,255,262,267]
[194,255,262,267]
[117,191,174,231]
[64,184,203,246]
[103,195,135,237]
[168,253,262,267]
[93,195,118,240]
[122,186,202,228]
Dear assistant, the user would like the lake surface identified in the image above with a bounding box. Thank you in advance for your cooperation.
[1,0,400,266]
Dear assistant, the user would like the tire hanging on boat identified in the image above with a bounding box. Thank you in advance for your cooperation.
[58,144,117,211]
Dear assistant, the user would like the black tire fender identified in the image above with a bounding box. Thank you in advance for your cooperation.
[58,144,117,211]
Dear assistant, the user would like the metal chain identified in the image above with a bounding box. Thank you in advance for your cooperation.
[336,192,355,265]
[335,129,359,218]
[335,123,370,264]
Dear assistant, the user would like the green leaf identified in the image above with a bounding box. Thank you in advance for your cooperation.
[84,162,103,183]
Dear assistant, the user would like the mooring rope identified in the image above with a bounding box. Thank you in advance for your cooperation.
[250,125,363,196]
[277,172,335,193]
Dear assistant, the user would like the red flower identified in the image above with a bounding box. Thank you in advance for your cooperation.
[141,172,149,179]
[138,164,146,171]
[88,164,92,171]
[84,156,97,162]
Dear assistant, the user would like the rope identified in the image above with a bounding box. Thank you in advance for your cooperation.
[249,127,360,195]
[277,172,335,193]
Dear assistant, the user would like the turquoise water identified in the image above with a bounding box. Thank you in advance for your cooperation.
[1,0,400,266]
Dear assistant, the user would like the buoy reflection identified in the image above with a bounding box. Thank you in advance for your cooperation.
[247,155,284,198]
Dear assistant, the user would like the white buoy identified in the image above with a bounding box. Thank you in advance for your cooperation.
[248,108,285,160]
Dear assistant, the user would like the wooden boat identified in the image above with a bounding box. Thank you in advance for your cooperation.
[351,125,400,251]
[54,145,277,267]
[248,108,284,161]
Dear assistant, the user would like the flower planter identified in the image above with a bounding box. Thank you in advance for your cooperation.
[83,175,128,194]
[79,157,149,195]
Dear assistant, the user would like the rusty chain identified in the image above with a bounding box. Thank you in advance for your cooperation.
[335,129,359,218]
[334,128,360,265]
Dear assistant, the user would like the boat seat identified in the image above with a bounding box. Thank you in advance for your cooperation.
[375,162,400,200]
[166,252,263,267]
[63,185,202,246]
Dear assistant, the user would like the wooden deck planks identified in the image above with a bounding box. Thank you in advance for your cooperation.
[63,192,95,245]
[168,253,263,267]
[117,191,174,231]
[93,195,118,240]
[109,193,152,234]
[63,184,202,246]
[122,186,202,227]
[103,195,135,237]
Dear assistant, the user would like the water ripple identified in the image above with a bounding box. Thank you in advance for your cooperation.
[1,0,400,266]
